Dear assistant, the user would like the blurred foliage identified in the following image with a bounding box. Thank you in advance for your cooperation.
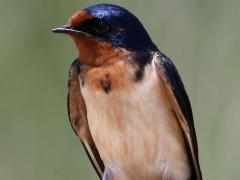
[0,0,240,179]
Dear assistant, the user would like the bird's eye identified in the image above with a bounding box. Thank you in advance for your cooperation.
[94,21,110,33]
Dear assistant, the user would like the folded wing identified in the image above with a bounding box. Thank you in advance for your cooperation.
[154,53,202,180]
[67,59,104,178]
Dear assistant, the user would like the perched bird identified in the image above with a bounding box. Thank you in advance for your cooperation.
[52,3,202,180]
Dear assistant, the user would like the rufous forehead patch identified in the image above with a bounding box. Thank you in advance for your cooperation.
[68,11,94,27]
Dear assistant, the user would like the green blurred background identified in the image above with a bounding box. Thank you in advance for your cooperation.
[0,0,239,179]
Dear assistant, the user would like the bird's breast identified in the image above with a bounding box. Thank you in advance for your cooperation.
[80,60,190,179]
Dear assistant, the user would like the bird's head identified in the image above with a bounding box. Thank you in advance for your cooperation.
[53,4,158,65]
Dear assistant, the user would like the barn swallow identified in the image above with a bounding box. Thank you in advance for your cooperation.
[52,3,202,180]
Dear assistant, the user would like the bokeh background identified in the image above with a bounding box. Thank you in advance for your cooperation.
[0,0,239,179]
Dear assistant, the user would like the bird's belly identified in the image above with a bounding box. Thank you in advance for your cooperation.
[81,66,190,179]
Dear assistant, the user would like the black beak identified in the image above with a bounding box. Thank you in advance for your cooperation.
[52,24,91,37]
[52,25,81,34]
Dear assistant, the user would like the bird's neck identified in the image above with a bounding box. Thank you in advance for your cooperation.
[71,36,130,66]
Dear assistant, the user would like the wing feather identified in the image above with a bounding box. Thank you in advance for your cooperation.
[154,52,202,180]
[67,59,104,178]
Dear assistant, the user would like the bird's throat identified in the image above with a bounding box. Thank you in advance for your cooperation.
[71,35,130,66]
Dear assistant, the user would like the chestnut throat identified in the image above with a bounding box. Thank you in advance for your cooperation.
[71,35,130,66]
